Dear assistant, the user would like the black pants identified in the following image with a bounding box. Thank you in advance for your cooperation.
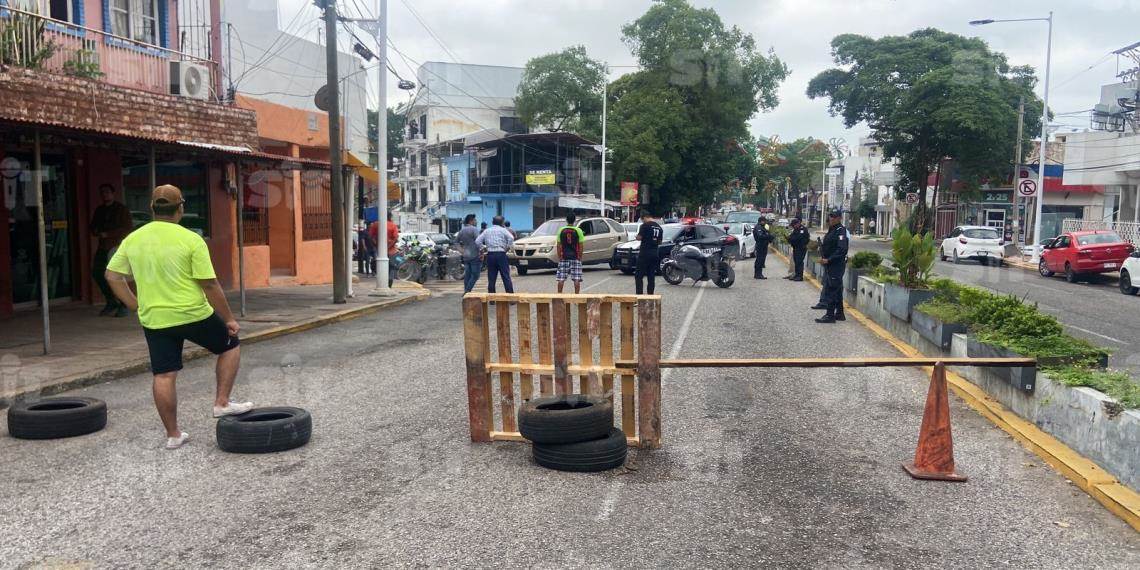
[792,247,806,278]
[635,254,658,295]
[753,247,769,277]
[486,251,514,293]
[92,248,119,308]
[822,261,846,315]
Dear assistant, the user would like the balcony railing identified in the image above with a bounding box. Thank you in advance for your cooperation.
[0,5,218,98]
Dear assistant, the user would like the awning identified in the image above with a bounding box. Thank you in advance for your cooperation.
[346,151,379,185]
[558,194,622,212]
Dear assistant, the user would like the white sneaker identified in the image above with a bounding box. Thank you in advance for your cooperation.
[165,431,190,450]
[213,401,254,418]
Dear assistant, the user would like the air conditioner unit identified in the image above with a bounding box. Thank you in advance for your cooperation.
[170,61,209,100]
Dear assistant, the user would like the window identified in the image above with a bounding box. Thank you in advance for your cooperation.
[963,228,999,240]
[1056,236,1071,248]
[301,170,332,241]
[419,151,427,177]
[1077,233,1124,246]
[500,116,525,134]
[121,157,210,236]
[110,0,159,45]
[606,220,624,234]
[697,226,723,239]
[241,165,270,246]
[578,220,601,236]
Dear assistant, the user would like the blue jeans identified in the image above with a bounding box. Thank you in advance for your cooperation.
[463,259,481,293]
[485,252,514,293]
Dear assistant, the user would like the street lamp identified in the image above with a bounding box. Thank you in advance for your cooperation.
[970,12,1053,262]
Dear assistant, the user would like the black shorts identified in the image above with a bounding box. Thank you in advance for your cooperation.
[143,313,240,374]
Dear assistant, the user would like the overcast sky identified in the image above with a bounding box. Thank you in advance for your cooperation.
[283,0,1140,146]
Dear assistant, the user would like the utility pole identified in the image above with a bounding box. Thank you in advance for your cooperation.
[600,65,608,217]
[322,0,348,303]
[374,0,392,293]
[1012,95,1025,245]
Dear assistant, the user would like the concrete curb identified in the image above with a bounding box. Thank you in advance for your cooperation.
[1,289,430,408]
[768,246,1140,533]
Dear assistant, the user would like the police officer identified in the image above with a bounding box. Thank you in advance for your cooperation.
[635,211,664,295]
[785,217,810,281]
[751,217,773,279]
[815,209,849,323]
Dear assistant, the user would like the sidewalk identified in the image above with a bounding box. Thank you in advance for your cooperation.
[0,279,428,405]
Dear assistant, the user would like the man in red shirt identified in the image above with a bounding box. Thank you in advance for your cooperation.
[369,213,400,284]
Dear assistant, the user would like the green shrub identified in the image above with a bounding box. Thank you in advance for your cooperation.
[890,228,936,289]
[1049,367,1140,409]
[868,265,898,283]
[915,299,971,324]
[850,251,883,270]
[770,226,789,244]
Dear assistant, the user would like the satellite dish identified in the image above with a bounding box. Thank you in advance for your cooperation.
[314,85,332,112]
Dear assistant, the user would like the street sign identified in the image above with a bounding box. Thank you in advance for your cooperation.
[1017,166,1039,197]
[905,192,919,204]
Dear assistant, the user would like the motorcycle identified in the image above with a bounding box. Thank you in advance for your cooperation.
[396,241,434,284]
[432,243,465,281]
[660,244,735,288]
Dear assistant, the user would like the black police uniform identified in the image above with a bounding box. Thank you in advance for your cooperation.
[635,220,663,295]
[787,224,810,280]
[751,222,773,279]
[816,221,849,322]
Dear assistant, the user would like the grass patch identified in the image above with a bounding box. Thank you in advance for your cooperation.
[914,300,970,324]
[1048,367,1140,409]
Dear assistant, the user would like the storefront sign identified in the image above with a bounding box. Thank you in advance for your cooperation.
[525,166,555,186]
[982,190,1012,203]
[620,181,639,206]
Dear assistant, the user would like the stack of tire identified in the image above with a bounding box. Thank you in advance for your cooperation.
[518,394,627,472]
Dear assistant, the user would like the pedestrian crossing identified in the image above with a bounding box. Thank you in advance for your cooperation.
[419,278,466,296]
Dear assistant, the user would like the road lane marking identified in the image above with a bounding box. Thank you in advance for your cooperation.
[669,282,707,360]
[583,276,613,292]
[1065,325,1129,346]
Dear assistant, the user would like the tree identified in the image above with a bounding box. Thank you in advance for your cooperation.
[367,107,406,168]
[607,0,788,212]
[807,29,1042,232]
[516,46,606,140]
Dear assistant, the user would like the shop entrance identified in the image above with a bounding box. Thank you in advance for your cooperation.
[983,209,1006,232]
[3,152,73,306]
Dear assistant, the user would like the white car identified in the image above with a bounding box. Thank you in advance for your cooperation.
[723,222,756,258]
[622,222,640,242]
[939,225,1005,266]
[1121,250,1140,295]
[776,218,790,228]
[398,233,436,248]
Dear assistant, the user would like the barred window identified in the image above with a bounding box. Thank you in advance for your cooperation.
[301,169,332,241]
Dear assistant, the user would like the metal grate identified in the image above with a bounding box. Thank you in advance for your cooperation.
[1061,219,1140,246]
[301,170,332,241]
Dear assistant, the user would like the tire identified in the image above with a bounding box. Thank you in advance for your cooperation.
[662,264,684,285]
[952,249,960,264]
[714,263,735,288]
[517,266,529,276]
[7,397,107,440]
[1121,269,1139,295]
[1038,258,1054,277]
[939,246,947,262]
[1064,262,1079,284]
[518,395,613,445]
[532,427,628,473]
[396,260,420,281]
[620,268,634,275]
[216,407,312,454]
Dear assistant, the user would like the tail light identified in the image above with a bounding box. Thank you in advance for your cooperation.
[724,235,738,244]
[958,238,968,245]
[1078,249,1092,257]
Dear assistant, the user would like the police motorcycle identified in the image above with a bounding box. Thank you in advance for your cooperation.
[660,242,735,288]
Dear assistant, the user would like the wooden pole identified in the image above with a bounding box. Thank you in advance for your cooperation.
[235,161,246,317]
[462,296,492,442]
[33,130,49,354]
[636,297,661,448]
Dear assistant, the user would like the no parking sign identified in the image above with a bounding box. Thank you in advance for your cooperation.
[1017,167,1039,198]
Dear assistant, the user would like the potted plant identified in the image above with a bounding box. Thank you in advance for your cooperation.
[846,251,882,292]
[882,228,936,321]
[911,300,968,349]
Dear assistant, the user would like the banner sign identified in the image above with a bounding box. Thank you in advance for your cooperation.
[620,181,639,206]
[525,166,555,186]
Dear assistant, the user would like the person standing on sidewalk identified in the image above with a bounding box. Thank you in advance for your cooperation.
[786,218,810,281]
[89,184,133,317]
[556,213,585,294]
[634,211,663,295]
[104,185,252,450]
[456,214,481,294]
[476,215,515,293]
[752,217,773,279]
[815,210,849,324]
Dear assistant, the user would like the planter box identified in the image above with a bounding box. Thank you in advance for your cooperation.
[844,268,865,292]
[910,309,966,349]
[966,337,1037,392]
[882,283,935,322]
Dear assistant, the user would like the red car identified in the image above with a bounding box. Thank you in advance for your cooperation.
[1038,231,1136,283]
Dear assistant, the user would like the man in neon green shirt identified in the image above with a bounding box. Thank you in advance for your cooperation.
[106,185,252,450]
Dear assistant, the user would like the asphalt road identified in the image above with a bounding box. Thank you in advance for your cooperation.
[2,259,1137,567]
[849,237,1140,375]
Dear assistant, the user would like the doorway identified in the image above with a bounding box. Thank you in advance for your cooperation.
[983,209,1006,233]
[3,152,73,305]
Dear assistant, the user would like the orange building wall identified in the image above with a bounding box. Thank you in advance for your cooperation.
[295,239,334,285]
[206,164,237,289]
[241,245,271,288]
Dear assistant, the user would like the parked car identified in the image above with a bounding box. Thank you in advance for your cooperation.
[939,225,1005,265]
[622,222,640,241]
[611,223,739,275]
[1120,251,1140,295]
[1038,231,1136,283]
[724,210,762,225]
[510,217,625,275]
[776,218,790,228]
[722,222,756,258]
[398,233,437,248]
[427,233,452,247]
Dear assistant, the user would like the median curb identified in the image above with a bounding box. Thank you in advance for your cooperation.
[1,287,430,409]
[768,246,1140,533]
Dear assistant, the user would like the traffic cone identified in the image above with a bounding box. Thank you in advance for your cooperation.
[903,363,968,482]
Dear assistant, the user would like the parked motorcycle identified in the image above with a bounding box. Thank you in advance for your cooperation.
[396,241,433,283]
[433,244,465,281]
[660,244,735,288]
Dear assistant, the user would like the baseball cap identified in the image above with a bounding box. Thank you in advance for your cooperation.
[828,209,842,218]
[151,184,184,207]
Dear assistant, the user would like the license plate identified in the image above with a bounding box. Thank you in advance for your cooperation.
[1104,262,1116,269]
[519,260,528,267]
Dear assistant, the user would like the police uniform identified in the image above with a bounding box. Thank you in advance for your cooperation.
[815,215,849,323]
[786,221,810,280]
[751,221,773,279]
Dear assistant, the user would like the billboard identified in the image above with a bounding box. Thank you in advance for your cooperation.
[525,166,555,186]
[620,181,639,206]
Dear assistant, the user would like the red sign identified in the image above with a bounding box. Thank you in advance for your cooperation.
[620,181,639,206]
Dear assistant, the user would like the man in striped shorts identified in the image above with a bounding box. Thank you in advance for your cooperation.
[556,213,585,294]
